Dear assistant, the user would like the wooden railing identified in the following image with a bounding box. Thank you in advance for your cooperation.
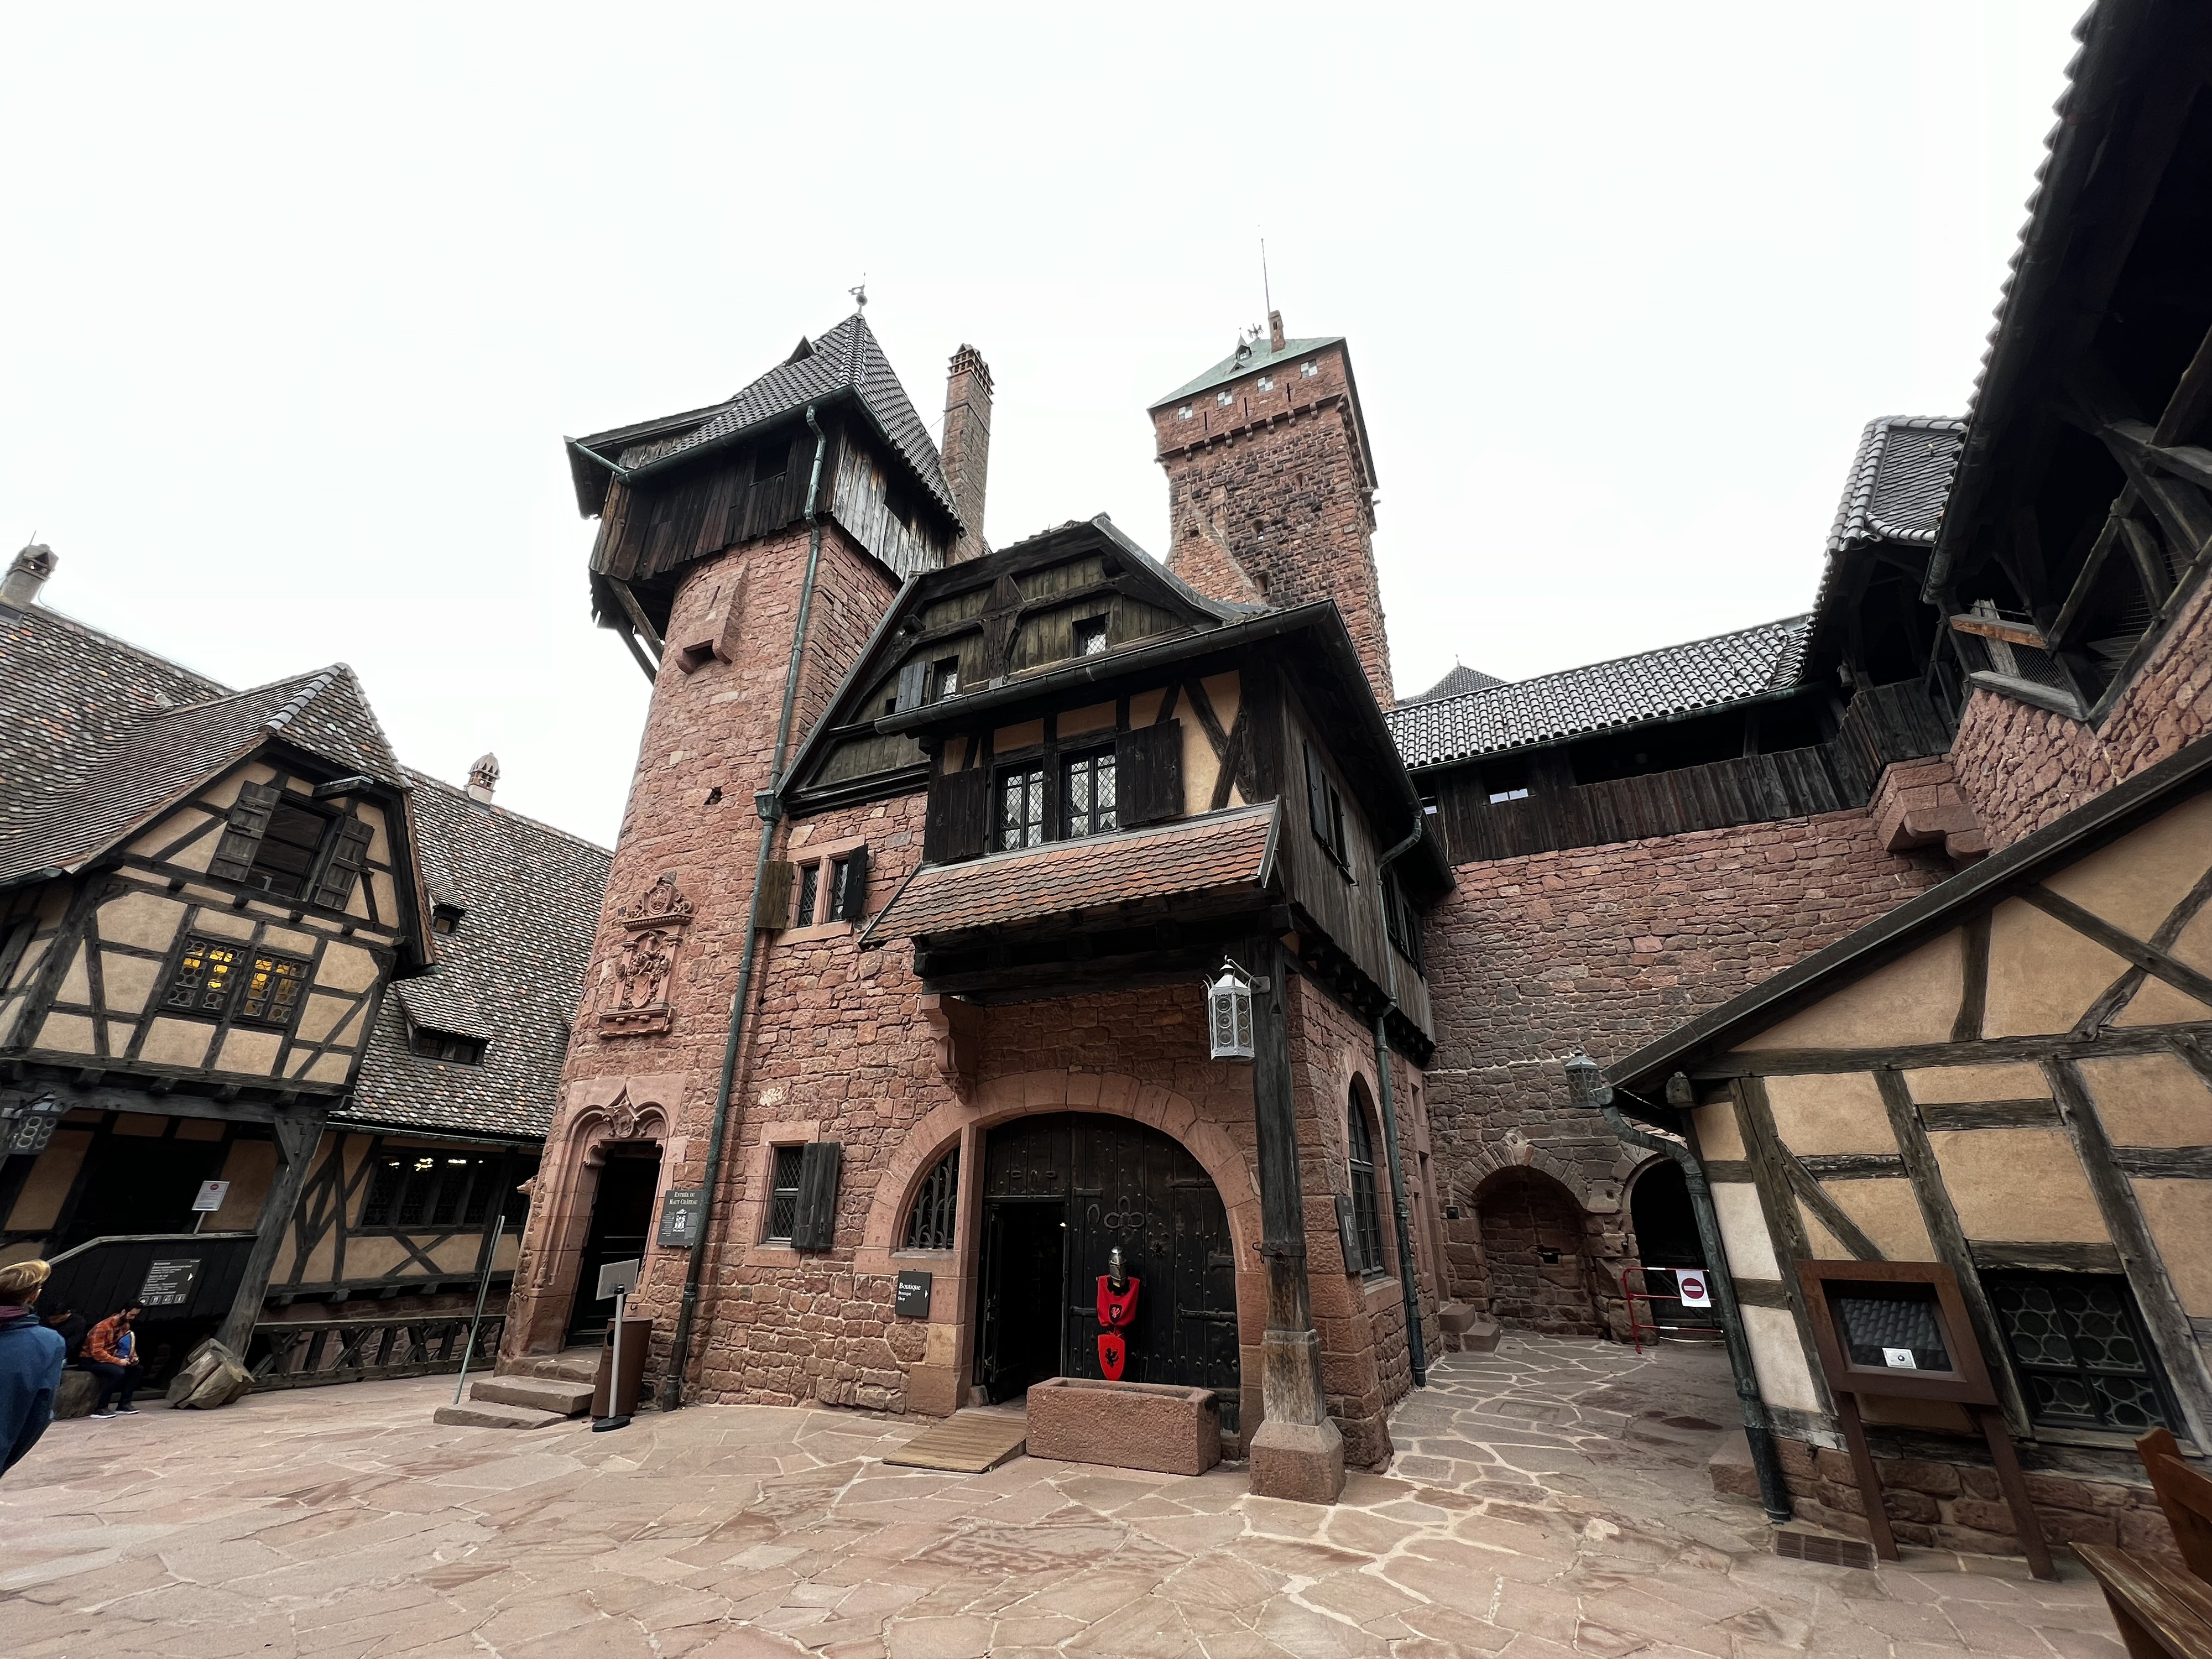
[248,1315,504,1389]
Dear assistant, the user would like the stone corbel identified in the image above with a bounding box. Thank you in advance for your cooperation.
[920,994,983,1095]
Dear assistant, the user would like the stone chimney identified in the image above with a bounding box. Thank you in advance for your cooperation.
[1268,310,1286,352]
[467,753,500,803]
[940,346,994,563]
[2,542,56,611]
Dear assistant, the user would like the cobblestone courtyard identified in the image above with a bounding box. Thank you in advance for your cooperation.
[1,1339,2116,1658]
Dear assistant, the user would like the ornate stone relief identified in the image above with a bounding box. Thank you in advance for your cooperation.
[599,874,693,1037]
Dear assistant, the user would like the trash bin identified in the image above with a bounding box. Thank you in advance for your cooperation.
[592,1316,652,1418]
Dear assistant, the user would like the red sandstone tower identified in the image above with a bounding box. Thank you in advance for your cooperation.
[1150,311,1394,703]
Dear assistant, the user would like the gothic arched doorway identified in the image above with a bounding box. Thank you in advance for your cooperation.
[974,1113,1239,1430]
[1474,1166,1601,1335]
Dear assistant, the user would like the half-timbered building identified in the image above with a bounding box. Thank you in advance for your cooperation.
[0,556,608,1392]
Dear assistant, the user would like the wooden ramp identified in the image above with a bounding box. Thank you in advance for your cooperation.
[882,1411,1028,1474]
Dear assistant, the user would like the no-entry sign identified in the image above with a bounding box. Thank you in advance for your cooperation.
[1674,1270,1712,1308]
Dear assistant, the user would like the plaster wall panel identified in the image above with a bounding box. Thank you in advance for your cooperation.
[992,718,1044,753]
[2169,905,2212,974]
[1802,1209,1851,1260]
[1903,1062,2052,1103]
[101,951,159,1018]
[1693,1103,1745,1159]
[1985,899,2133,1037]
[1058,700,1114,738]
[32,1011,95,1055]
[1743,1302,1823,1412]
[213,1139,276,1227]
[2078,1052,2212,1146]
[1734,935,1961,1052]
[345,1236,410,1278]
[1711,1182,1781,1280]
[2133,1181,2212,1314]
[175,1118,225,1141]
[139,1017,213,1068]
[294,992,353,1046]
[2039,793,2212,943]
[261,925,318,956]
[192,909,255,942]
[137,807,218,871]
[2112,975,2212,1027]
[318,941,382,994]
[1824,1178,1936,1261]
[56,945,90,1005]
[1128,686,1167,728]
[99,890,186,951]
[1928,1129,2102,1240]
[306,1051,353,1085]
[216,1029,283,1076]
[1765,1072,1893,1154]
[3,1130,90,1230]
[429,1235,482,1272]
[301,1232,337,1283]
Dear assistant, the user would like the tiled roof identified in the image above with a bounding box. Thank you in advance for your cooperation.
[340,769,611,1141]
[1153,335,1345,408]
[592,311,957,522]
[1385,617,1812,771]
[874,802,1279,940]
[1406,664,1506,704]
[0,602,403,886]
[1824,417,1966,555]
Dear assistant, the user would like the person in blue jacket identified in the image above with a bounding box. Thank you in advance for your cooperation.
[1,1259,67,1478]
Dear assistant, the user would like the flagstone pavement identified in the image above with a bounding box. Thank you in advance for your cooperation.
[1,1337,2119,1658]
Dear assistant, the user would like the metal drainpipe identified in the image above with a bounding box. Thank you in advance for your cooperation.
[1568,1055,1793,1524]
[1370,817,1428,1389]
[660,405,831,1411]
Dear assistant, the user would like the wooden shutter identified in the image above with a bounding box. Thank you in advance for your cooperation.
[791,1141,843,1250]
[1304,743,1331,845]
[1115,719,1184,827]
[924,769,990,863]
[207,781,283,884]
[309,817,374,910]
[832,844,870,921]
[757,860,795,928]
[894,659,928,713]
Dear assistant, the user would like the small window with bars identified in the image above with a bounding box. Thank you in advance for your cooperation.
[165,936,244,1016]
[1061,749,1117,839]
[903,1149,959,1250]
[360,1151,503,1230]
[234,951,310,1027]
[998,765,1045,851]
[1347,1095,1385,1276]
[766,1144,806,1241]
[1987,1272,2177,1433]
[1073,616,1107,656]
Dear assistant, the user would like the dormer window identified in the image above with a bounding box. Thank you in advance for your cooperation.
[246,799,332,899]
[431,903,464,936]
[207,783,373,910]
[411,1027,487,1065]
[1073,617,1107,657]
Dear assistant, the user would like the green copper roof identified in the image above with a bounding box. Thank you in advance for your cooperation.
[1151,334,1345,409]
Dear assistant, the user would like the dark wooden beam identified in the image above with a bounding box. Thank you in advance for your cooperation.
[1732,1077,1836,1417]
[2020,885,2212,1010]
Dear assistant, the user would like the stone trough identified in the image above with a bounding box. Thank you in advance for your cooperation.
[1023,1376,1220,1478]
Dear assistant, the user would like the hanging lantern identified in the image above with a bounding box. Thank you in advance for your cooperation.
[1207,964,1255,1061]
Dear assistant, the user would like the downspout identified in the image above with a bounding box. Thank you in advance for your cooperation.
[661,405,831,1410]
[1566,1052,1793,1525]
[1370,817,1428,1389]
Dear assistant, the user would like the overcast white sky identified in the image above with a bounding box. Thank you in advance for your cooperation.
[3,3,2085,847]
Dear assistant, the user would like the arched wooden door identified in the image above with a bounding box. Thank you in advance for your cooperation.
[977,1113,1239,1429]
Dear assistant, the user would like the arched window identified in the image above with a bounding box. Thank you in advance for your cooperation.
[902,1148,959,1250]
[1347,1090,1384,1275]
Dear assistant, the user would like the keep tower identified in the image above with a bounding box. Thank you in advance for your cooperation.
[1150,311,1393,703]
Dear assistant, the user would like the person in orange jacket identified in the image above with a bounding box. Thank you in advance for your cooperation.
[81,1305,144,1418]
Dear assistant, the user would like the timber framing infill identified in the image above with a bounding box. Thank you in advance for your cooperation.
[2043,1056,2212,1445]
[1874,1067,2035,1435]
[1730,1077,1836,1420]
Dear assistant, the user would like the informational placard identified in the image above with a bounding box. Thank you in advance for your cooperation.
[657,1187,703,1247]
[192,1180,230,1213]
[596,1256,642,1301]
[139,1258,201,1308]
[895,1270,933,1319]
[1673,1269,1712,1308]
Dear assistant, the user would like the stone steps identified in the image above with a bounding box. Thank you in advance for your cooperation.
[515,1349,601,1385]
[432,1399,568,1431]
[469,1375,593,1416]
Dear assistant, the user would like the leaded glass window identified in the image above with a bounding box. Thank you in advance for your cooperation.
[1062,750,1117,839]
[998,766,1045,851]
[165,936,243,1014]
[767,1145,806,1241]
[795,862,820,927]
[235,951,309,1027]
[1988,1272,2175,1433]
[1347,1095,1384,1275]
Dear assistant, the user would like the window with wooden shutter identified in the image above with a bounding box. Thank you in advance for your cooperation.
[309,816,373,910]
[1305,742,1348,867]
[924,768,990,863]
[894,659,929,713]
[795,862,821,928]
[757,860,795,928]
[830,845,869,921]
[207,781,283,884]
[1114,720,1183,827]
[791,1141,843,1250]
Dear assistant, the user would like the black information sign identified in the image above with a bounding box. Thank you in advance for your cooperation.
[139,1258,201,1308]
[895,1270,932,1319]
[658,1187,704,1248]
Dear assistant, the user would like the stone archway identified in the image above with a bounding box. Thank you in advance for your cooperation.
[1473,1166,1603,1336]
